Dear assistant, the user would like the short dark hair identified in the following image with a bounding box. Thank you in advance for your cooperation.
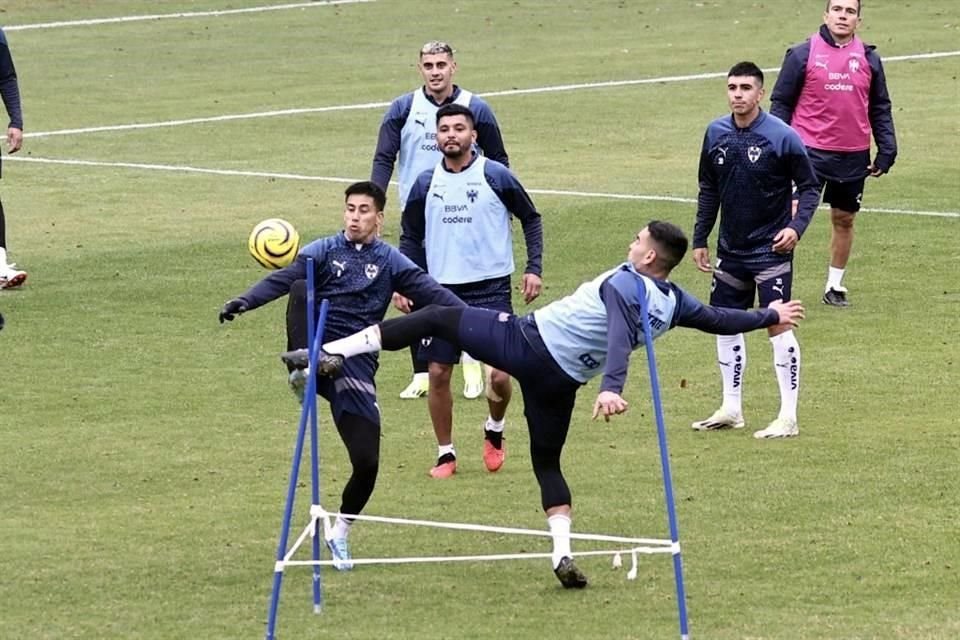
[436,103,475,128]
[647,220,688,273]
[344,181,386,212]
[727,61,764,88]
[825,0,861,15]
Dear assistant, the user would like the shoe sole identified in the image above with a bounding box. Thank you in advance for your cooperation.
[753,430,799,439]
[0,273,26,289]
[691,420,745,431]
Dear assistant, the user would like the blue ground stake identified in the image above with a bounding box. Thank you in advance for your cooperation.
[637,281,691,640]
[264,258,329,639]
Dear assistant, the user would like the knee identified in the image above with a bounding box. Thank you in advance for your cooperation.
[489,367,511,389]
[428,362,453,386]
[831,210,855,230]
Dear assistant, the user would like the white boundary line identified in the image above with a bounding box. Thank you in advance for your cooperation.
[5,0,374,32]
[23,50,960,140]
[9,156,958,219]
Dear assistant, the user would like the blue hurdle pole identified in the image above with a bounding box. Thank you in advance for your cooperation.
[264,259,330,640]
[306,269,328,614]
[637,283,691,640]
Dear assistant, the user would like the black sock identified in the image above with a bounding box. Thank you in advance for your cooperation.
[484,429,503,449]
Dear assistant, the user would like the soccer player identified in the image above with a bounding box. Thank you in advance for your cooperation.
[280,221,805,588]
[770,0,897,307]
[218,181,464,570]
[398,102,543,479]
[0,27,25,289]
[371,40,509,401]
[691,61,820,439]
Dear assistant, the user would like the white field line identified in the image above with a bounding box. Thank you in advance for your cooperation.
[23,50,960,140]
[9,156,958,219]
[5,0,374,32]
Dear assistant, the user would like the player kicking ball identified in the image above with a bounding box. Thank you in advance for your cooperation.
[281,221,805,588]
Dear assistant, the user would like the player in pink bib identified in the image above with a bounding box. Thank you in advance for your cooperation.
[771,0,897,307]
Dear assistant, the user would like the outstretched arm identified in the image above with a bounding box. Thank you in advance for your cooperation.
[673,290,804,334]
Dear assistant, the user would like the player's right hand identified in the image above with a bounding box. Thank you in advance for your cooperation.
[392,292,413,314]
[768,299,805,328]
[592,391,629,422]
[219,298,248,323]
[692,247,712,273]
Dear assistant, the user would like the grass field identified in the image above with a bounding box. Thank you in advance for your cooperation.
[1,1,958,638]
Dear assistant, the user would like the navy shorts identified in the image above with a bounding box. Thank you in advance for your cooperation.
[709,258,793,310]
[820,177,865,214]
[420,276,513,365]
[453,308,581,450]
[316,352,381,426]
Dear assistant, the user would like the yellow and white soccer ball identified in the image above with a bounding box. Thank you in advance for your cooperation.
[248,218,301,269]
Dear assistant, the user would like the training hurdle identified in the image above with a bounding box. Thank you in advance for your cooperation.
[263,261,691,639]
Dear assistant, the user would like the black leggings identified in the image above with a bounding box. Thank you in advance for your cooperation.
[0,198,6,249]
[334,411,381,517]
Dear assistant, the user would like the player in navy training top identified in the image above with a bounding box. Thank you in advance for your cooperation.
[218,182,463,570]
[280,220,805,588]
[371,41,509,401]
[692,61,819,440]
[0,27,25,289]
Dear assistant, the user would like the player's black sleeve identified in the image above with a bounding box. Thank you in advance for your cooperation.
[486,166,543,276]
[472,100,510,167]
[769,42,809,125]
[672,287,780,334]
[236,256,310,312]
[785,135,821,238]
[370,98,409,191]
[390,251,466,310]
[399,173,430,269]
[597,278,640,394]
[865,49,898,174]
[0,36,23,129]
[693,130,720,249]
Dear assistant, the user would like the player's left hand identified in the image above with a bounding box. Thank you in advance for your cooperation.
[521,273,542,304]
[592,391,628,422]
[6,127,22,154]
[867,163,885,178]
[772,227,799,253]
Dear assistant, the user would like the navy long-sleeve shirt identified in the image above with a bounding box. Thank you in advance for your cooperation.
[0,28,23,130]
[235,232,464,342]
[694,110,819,266]
[770,24,897,177]
[371,86,508,191]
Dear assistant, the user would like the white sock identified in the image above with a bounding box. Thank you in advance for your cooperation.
[412,371,428,382]
[437,443,456,459]
[717,334,745,415]
[826,266,846,292]
[770,330,800,421]
[331,515,353,540]
[547,514,572,569]
[323,326,381,358]
[484,416,505,432]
